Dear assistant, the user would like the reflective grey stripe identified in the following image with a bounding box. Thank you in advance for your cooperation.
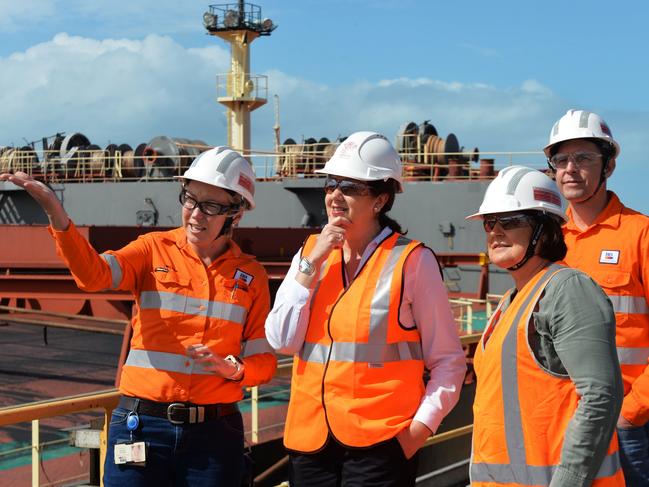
[618,347,649,365]
[139,291,246,324]
[471,451,620,485]
[471,461,552,485]
[608,295,649,314]
[125,349,215,375]
[506,167,534,195]
[501,265,563,478]
[241,338,273,357]
[551,121,559,137]
[216,151,240,173]
[368,235,412,350]
[100,253,122,289]
[299,340,422,364]
[579,110,591,128]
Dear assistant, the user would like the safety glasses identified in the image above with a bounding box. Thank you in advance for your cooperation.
[482,214,531,232]
[324,177,373,196]
[548,151,603,170]
[179,190,240,216]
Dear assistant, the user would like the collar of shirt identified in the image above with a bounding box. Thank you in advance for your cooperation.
[564,191,623,234]
[171,227,242,265]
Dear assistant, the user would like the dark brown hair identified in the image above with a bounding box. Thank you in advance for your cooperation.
[528,212,567,262]
[368,179,406,235]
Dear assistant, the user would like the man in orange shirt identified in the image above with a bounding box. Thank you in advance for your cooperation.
[1,147,277,486]
[545,110,649,486]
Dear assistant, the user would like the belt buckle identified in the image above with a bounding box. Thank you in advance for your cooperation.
[166,403,186,425]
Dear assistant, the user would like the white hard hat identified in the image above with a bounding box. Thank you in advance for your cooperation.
[543,109,620,158]
[176,146,256,209]
[314,131,403,192]
[466,165,567,221]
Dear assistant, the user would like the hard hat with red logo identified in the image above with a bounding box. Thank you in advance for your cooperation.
[543,109,620,158]
[466,165,567,221]
[177,146,256,209]
[315,131,403,192]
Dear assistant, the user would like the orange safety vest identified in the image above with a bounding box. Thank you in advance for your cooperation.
[284,232,424,452]
[52,224,275,404]
[563,192,649,425]
[471,264,623,486]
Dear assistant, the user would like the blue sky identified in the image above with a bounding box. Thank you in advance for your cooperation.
[1,0,648,213]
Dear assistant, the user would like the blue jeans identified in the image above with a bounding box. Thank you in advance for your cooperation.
[618,423,649,487]
[103,406,245,487]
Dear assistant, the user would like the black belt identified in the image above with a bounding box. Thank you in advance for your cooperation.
[119,395,239,425]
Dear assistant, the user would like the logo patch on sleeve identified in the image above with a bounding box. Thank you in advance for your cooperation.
[599,250,620,264]
[234,269,254,285]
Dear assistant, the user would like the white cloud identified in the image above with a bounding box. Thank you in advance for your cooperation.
[0,33,230,146]
[520,79,552,95]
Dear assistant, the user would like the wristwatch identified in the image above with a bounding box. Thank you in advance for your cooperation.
[298,257,316,276]
[224,355,244,381]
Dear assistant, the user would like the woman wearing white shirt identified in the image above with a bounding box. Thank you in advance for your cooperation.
[265,131,466,487]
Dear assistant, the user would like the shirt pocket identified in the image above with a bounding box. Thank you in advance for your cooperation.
[146,270,191,316]
[202,278,251,346]
[589,269,631,326]
[217,279,252,319]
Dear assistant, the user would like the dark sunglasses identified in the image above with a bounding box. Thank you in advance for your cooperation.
[179,190,240,216]
[324,177,373,196]
[482,214,531,232]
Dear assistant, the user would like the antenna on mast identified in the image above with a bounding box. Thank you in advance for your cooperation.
[273,94,281,153]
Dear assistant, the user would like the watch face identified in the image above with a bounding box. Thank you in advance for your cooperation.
[299,258,315,275]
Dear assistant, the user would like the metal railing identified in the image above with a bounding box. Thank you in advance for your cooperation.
[451,295,501,335]
[0,390,118,487]
[0,144,549,184]
[216,73,268,101]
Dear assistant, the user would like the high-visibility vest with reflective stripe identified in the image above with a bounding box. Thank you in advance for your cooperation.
[471,265,624,486]
[107,251,271,404]
[284,232,424,451]
[563,194,649,418]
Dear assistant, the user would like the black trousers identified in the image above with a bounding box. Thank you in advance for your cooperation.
[289,436,418,487]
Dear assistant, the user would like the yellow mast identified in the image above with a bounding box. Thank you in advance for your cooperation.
[203,1,275,154]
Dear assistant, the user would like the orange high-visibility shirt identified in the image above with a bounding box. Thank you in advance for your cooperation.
[563,192,649,425]
[51,222,276,404]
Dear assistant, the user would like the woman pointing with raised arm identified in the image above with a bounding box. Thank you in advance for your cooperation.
[2,147,276,486]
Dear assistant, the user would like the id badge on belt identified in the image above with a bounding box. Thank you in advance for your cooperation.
[114,411,146,466]
[114,441,147,465]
